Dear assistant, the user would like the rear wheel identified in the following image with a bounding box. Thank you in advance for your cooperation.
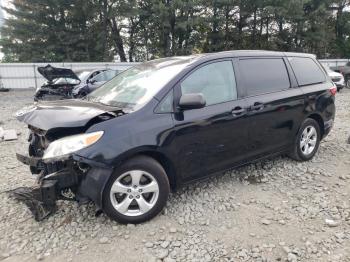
[102,156,170,224]
[289,118,321,161]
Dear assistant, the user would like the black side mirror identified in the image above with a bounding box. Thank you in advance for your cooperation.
[178,93,206,110]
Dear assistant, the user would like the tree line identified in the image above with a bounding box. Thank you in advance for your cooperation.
[1,0,350,62]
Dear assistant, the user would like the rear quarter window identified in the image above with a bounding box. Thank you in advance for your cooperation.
[239,58,290,97]
[288,57,326,86]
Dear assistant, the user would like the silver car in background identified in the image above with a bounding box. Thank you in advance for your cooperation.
[322,64,345,91]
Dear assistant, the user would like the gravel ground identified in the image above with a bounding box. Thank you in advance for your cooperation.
[0,89,349,262]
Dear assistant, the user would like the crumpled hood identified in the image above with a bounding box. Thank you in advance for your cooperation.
[38,64,80,82]
[16,99,122,131]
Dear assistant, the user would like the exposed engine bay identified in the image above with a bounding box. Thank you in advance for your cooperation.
[34,84,76,101]
[34,64,81,101]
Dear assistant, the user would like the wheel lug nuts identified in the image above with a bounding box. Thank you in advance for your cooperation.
[136,195,140,199]
[127,189,131,193]
[129,195,133,199]
[138,189,142,193]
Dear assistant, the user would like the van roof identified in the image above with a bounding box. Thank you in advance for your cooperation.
[148,50,317,69]
[200,50,316,59]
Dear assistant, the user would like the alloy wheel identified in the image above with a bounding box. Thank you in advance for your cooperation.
[109,170,159,217]
[300,125,317,156]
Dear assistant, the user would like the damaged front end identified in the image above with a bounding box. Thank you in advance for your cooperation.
[13,100,126,221]
[14,150,112,221]
[34,65,81,101]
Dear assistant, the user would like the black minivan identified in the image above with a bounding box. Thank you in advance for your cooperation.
[16,51,336,223]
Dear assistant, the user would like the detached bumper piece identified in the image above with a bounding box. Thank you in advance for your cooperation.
[9,181,57,221]
[14,153,79,221]
[16,153,42,167]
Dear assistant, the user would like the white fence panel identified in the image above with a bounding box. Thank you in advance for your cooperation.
[318,59,350,68]
[0,62,137,89]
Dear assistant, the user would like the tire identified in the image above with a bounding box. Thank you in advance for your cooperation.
[289,118,321,161]
[102,156,170,224]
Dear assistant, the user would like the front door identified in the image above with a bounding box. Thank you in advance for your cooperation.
[171,59,250,182]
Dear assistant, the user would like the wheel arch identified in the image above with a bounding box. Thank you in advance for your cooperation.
[111,147,179,191]
[306,113,325,138]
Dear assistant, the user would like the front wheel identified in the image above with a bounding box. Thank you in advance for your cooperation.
[102,156,170,224]
[289,118,321,161]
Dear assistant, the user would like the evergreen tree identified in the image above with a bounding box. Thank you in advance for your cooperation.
[1,0,350,62]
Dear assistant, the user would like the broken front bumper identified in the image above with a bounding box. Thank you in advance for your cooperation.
[16,153,42,167]
[14,152,113,221]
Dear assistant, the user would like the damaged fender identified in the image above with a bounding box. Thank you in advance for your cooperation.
[73,155,114,209]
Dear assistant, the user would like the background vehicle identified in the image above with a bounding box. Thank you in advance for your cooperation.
[322,64,345,91]
[328,61,350,88]
[16,51,335,223]
[72,69,119,97]
[34,65,119,101]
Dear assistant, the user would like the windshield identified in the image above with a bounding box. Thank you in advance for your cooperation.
[86,57,196,109]
[76,71,91,81]
[52,71,90,85]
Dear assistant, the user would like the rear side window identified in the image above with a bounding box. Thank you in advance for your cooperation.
[288,57,326,86]
[239,58,290,97]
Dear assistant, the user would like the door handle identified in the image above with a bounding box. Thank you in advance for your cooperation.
[231,107,247,116]
[250,102,264,111]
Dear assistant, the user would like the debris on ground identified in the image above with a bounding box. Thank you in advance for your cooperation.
[2,129,18,141]
[9,187,57,221]
[325,218,341,227]
[0,78,10,92]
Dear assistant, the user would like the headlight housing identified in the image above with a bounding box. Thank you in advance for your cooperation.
[43,131,104,160]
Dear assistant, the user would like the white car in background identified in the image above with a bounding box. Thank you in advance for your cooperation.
[322,64,345,91]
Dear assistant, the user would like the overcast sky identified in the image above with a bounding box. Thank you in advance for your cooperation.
[1,0,11,19]
[0,0,11,59]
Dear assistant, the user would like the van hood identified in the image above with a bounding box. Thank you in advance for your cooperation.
[16,100,126,131]
[38,64,80,82]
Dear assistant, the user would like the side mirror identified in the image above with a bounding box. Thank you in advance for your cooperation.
[178,93,206,110]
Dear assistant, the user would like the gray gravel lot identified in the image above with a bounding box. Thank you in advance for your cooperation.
[0,89,349,262]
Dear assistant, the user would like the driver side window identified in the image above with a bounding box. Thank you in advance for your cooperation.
[181,60,237,106]
[91,71,106,82]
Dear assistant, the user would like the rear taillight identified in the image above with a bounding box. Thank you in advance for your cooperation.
[330,86,337,96]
